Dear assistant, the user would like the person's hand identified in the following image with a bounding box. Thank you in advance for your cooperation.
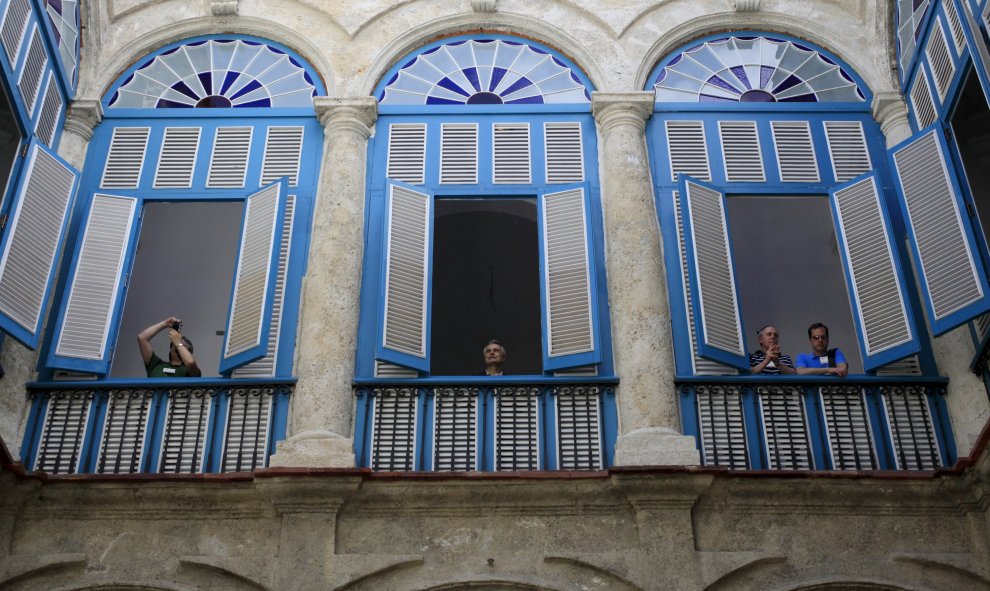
[168,329,182,345]
[766,344,780,361]
[162,316,180,328]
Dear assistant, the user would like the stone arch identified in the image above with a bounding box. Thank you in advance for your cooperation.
[632,13,893,98]
[83,17,337,103]
[357,11,610,99]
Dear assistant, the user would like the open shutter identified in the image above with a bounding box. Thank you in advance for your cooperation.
[678,177,749,370]
[889,127,990,334]
[829,174,920,369]
[219,179,287,374]
[539,184,600,371]
[376,180,433,372]
[48,192,139,373]
[0,140,78,347]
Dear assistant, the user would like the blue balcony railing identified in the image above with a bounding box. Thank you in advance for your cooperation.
[678,376,954,471]
[20,379,292,475]
[353,377,619,471]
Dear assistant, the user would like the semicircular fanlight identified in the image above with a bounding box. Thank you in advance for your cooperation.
[108,39,318,109]
[44,0,80,85]
[653,36,866,103]
[896,0,932,82]
[379,38,591,105]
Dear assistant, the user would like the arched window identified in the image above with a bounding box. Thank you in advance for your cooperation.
[359,34,611,380]
[37,35,325,379]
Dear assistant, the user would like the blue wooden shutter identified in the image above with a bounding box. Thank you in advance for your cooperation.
[376,180,433,372]
[219,179,288,374]
[539,184,601,371]
[678,177,749,370]
[0,139,78,347]
[829,174,920,369]
[888,127,990,334]
[48,192,140,373]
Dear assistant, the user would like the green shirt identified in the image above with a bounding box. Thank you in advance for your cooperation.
[145,352,192,378]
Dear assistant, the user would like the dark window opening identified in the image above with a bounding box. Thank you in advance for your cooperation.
[110,201,241,378]
[726,196,864,373]
[949,69,990,260]
[0,79,22,200]
[430,198,541,375]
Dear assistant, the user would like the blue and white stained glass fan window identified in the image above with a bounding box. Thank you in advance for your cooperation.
[108,39,318,109]
[653,36,866,103]
[378,38,591,105]
[44,0,80,84]
[896,0,932,81]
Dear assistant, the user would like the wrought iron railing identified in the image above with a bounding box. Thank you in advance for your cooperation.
[21,379,293,475]
[353,378,618,471]
[679,376,953,471]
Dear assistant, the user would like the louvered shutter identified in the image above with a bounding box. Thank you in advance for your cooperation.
[492,122,531,183]
[829,174,920,369]
[440,123,478,184]
[544,122,584,183]
[231,195,295,378]
[941,0,966,53]
[771,121,820,183]
[0,140,78,347]
[101,127,150,188]
[33,71,63,147]
[925,20,955,101]
[153,127,201,188]
[824,121,872,182]
[889,128,990,334]
[47,193,139,373]
[539,184,600,370]
[0,0,32,68]
[16,25,46,115]
[678,177,749,370]
[376,181,433,372]
[386,123,426,184]
[260,126,304,187]
[666,120,711,182]
[207,126,253,188]
[219,179,288,374]
[910,73,938,129]
[718,120,765,182]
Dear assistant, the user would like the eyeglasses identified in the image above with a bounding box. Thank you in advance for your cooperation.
[811,335,828,340]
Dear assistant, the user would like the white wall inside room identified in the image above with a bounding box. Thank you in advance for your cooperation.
[726,196,864,373]
[110,201,241,378]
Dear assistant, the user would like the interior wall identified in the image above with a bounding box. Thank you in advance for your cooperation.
[726,196,864,373]
[431,198,541,375]
[110,201,241,378]
[0,78,22,201]
[950,70,990,260]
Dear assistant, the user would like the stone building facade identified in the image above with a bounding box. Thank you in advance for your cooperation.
[2,0,990,589]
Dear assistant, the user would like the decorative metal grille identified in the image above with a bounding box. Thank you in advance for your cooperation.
[433,387,477,471]
[819,386,878,470]
[695,384,748,469]
[159,389,214,473]
[220,386,275,472]
[97,389,154,474]
[371,388,418,471]
[555,385,602,470]
[495,387,539,470]
[33,390,92,474]
[758,385,813,470]
[881,385,942,470]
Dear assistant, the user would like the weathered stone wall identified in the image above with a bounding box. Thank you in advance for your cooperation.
[2,459,989,590]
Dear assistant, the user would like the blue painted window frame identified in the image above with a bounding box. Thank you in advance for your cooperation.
[357,111,614,378]
[33,34,324,379]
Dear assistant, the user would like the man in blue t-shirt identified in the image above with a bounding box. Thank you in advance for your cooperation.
[795,322,848,377]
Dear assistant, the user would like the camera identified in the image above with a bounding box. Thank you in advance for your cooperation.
[171,321,182,331]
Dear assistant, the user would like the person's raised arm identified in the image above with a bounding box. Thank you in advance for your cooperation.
[137,316,178,365]
[169,329,201,377]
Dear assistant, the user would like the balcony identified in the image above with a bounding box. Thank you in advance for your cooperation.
[353,377,619,471]
[679,375,953,471]
[20,379,292,474]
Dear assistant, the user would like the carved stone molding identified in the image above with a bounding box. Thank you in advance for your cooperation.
[734,0,760,11]
[591,92,654,134]
[63,100,103,141]
[314,97,378,139]
[211,0,238,16]
[472,0,497,12]
[872,91,912,147]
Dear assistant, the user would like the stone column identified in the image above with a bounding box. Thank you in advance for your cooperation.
[591,92,699,466]
[269,97,377,468]
[59,99,102,169]
[872,91,912,148]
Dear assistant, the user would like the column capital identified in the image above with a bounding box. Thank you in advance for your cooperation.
[315,97,378,139]
[63,100,103,142]
[591,92,655,133]
[871,91,912,147]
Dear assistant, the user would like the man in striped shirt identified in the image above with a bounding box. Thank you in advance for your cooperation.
[749,325,795,375]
